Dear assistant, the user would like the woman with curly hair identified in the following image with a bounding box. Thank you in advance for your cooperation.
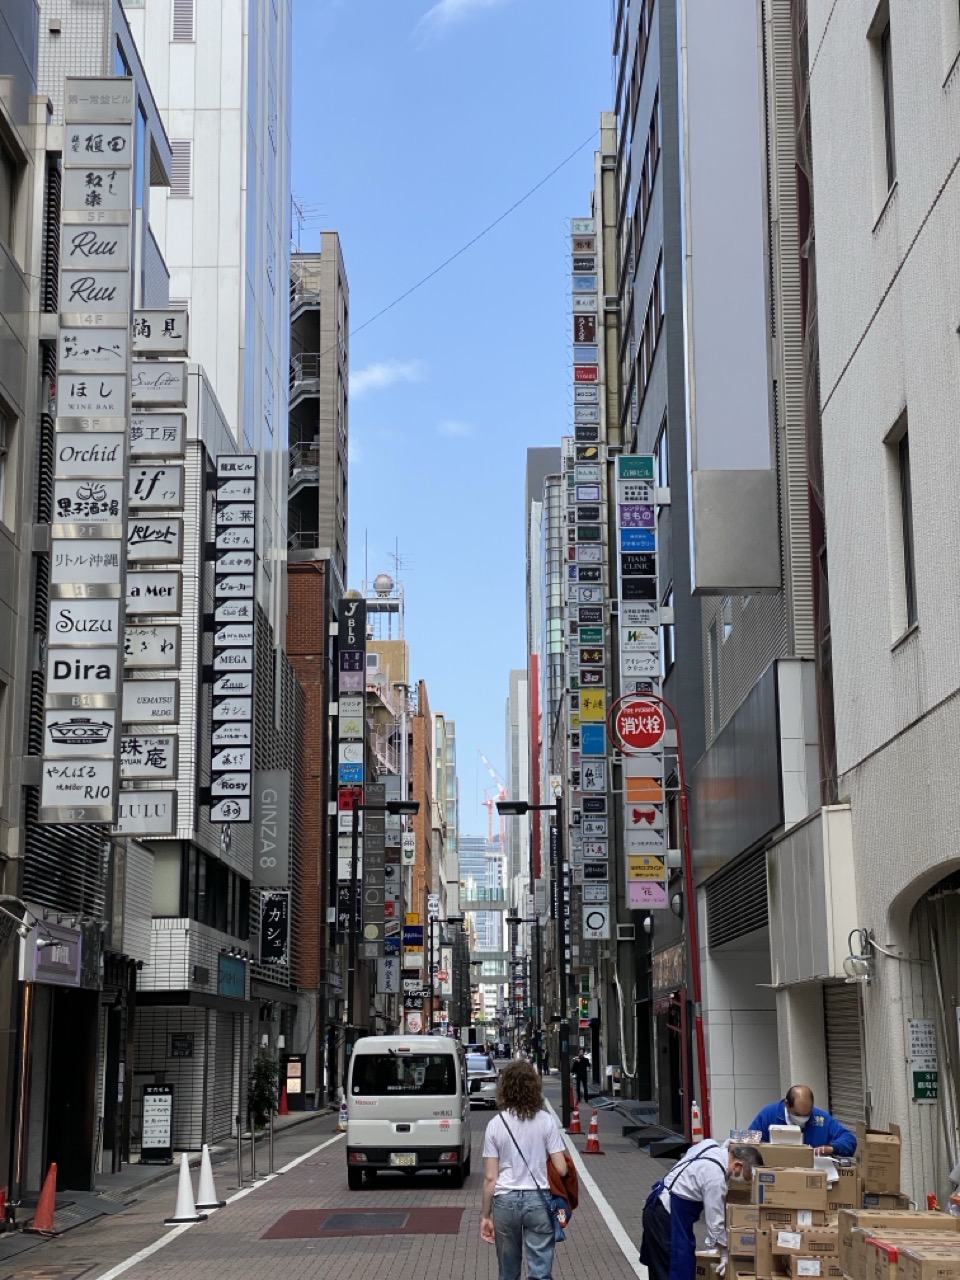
[480,1059,568,1279]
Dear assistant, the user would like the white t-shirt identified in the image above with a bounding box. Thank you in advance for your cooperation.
[482,1108,565,1194]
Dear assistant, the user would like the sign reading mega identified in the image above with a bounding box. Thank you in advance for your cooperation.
[40,77,136,825]
[209,455,258,822]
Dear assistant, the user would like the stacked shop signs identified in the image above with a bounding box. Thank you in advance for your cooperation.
[615,454,669,909]
[40,78,137,824]
[115,308,190,837]
[336,597,366,946]
[567,216,611,946]
[209,455,258,822]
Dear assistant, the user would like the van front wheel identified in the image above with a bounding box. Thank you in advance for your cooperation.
[347,1167,363,1190]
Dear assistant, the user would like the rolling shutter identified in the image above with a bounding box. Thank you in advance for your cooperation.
[823,982,865,1128]
[705,848,768,948]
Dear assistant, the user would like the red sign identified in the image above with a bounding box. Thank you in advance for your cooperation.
[574,365,599,383]
[614,699,666,751]
[438,969,448,982]
[338,786,363,811]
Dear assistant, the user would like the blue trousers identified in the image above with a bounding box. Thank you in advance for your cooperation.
[492,1189,555,1280]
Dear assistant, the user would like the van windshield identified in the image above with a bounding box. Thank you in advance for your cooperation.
[351,1052,456,1096]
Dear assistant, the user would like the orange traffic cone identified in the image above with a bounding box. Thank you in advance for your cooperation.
[278,1084,289,1116]
[584,1110,604,1155]
[567,1106,582,1135]
[691,1100,704,1144]
[25,1163,58,1236]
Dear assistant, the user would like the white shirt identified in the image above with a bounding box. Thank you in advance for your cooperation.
[482,1109,565,1194]
[658,1139,730,1248]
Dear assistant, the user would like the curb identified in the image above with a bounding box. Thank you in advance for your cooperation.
[96,1109,333,1200]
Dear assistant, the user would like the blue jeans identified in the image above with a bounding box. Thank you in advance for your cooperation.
[492,1189,555,1280]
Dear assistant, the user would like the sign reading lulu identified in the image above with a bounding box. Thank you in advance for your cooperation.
[209,455,258,822]
[614,454,669,908]
[40,77,136,825]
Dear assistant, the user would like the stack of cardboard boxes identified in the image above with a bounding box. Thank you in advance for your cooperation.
[699,1124,960,1280]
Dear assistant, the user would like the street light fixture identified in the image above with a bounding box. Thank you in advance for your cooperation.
[497,794,570,1128]
[346,796,420,1067]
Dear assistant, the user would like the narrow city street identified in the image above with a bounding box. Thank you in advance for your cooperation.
[0,1100,662,1280]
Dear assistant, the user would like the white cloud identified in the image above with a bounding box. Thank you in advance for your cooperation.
[350,359,424,398]
[437,419,473,438]
[418,0,507,34]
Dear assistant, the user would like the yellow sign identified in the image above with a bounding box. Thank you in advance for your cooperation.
[570,713,581,729]
[405,912,420,925]
[580,691,606,722]
[628,855,667,881]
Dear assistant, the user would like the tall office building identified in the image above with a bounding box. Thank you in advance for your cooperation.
[288,237,349,585]
[125,0,292,637]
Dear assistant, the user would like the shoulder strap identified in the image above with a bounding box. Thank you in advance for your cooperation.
[499,1113,558,1222]
[665,1142,725,1190]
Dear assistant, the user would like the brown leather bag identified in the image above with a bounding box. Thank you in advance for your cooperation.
[548,1155,580,1211]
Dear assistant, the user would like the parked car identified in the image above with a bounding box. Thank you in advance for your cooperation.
[466,1051,499,1109]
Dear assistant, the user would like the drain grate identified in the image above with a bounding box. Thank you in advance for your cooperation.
[322,1212,409,1232]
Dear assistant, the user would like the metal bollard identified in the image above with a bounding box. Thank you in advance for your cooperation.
[236,1114,244,1189]
[250,1123,257,1181]
[268,1107,275,1175]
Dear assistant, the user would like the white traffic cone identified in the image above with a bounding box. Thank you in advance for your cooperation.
[195,1144,225,1211]
[164,1152,208,1224]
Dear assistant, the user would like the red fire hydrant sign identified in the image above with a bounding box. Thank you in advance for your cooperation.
[613,699,665,752]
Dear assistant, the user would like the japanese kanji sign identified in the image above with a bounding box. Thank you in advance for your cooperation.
[613,699,666,752]
[260,891,290,966]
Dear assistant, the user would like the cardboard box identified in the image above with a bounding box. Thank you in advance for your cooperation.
[864,1195,914,1211]
[857,1126,902,1196]
[754,1169,829,1211]
[841,1224,960,1280]
[731,1228,759,1257]
[839,1211,960,1272]
[788,1258,835,1279]
[772,1228,839,1259]
[828,1164,862,1212]
[729,1205,762,1229]
[697,1251,723,1280]
[760,1209,830,1229]
[898,1243,960,1280]
[752,1144,815,1170]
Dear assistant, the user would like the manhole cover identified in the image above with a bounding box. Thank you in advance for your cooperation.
[322,1212,409,1232]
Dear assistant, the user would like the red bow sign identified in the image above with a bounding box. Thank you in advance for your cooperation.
[612,698,666,752]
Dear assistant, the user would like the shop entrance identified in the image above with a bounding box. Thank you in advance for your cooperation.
[47,987,99,1189]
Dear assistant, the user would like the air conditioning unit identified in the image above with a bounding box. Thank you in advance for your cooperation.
[617,924,636,942]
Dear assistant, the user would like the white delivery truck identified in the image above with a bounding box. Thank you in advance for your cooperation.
[345,1035,472,1190]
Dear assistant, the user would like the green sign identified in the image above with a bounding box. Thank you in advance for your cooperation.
[618,455,654,481]
[579,627,604,644]
[912,1070,939,1101]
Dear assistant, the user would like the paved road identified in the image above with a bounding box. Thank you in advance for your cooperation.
[0,1105,651,1280]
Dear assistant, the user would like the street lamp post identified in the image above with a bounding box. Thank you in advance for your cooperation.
[498,796,571,1129]
[346,797,419,1069]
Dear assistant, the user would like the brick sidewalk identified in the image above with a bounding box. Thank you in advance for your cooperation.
[69,1109,642,1280]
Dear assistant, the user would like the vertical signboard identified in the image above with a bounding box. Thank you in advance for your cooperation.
[615,454,669,907]
[362,782,385,959]
[337,598,366,940]
[41,78,137,824]
[209,455,258,822]
[259,891,290,967]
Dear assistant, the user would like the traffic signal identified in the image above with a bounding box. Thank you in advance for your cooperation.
[578,996,590,1020]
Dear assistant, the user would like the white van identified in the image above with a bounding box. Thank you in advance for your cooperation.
[345,1035,472,1189]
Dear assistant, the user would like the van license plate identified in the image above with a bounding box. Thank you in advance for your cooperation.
[390,1153,417,1167]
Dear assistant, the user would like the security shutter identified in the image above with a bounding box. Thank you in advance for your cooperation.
[823,983,866,1128]
[169,141,192,198]
[211,1011,235,1140]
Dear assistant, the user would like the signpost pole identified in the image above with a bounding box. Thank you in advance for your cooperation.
[346,795,360,1066]
[236,1113,244,1188]
[556,794,571,1131]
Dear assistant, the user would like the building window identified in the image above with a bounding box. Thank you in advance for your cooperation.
[878,19,897,189]
[708,619,720,731]
[169,140,192,198]
[722,597,734,641]
[172,0,195,41]
[654,416,669,487]
[0,410,9,524]
[897,430,917,627]
[0,134,17,249]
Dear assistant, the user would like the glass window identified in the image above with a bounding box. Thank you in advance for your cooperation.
[0,135,17,248]
[351,1052,456,1096]
[880,21,896,189]
[0,410,9,523]
[898,432,917,626]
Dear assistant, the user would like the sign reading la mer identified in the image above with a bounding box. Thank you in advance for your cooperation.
[40,75,135,826]
[209,456,257,822]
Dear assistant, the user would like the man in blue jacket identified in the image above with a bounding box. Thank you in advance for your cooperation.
[749,1085,856,1157]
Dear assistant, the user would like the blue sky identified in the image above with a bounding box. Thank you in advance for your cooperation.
[291,0,609,835]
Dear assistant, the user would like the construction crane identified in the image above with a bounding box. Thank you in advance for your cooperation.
[478,749,507,849]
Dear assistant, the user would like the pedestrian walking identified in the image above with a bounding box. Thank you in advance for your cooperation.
[639,1139,763,1280]
[481,1059,568,1280]
[572,1047,590,1101]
